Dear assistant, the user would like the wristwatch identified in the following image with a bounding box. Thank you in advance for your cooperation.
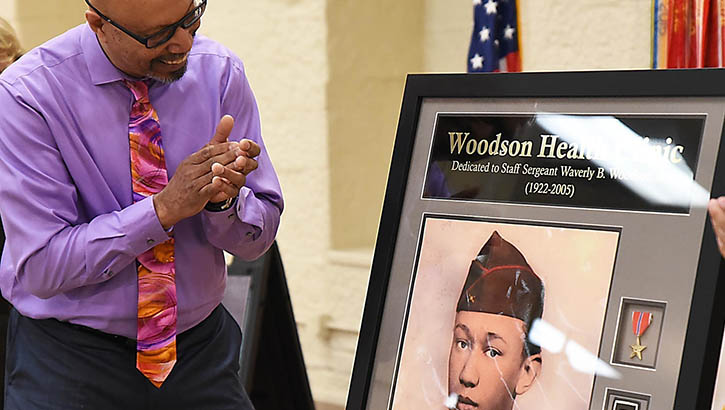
[205,197,237,212]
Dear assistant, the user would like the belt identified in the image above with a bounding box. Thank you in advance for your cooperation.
[39,304,223,350]
[65,320,138,348]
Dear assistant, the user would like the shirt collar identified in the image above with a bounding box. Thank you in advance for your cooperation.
[81,23,135,86]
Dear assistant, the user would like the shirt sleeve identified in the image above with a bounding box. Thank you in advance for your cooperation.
[0,83,169,299]
[200,59,284,260]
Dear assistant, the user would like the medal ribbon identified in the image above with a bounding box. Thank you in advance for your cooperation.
[632,311,652,337]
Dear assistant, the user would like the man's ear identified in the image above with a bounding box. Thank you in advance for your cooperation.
[85,10,104,36]
[515,353,541,396]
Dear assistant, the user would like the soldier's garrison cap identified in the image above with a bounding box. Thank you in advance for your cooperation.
[457,231,544,331]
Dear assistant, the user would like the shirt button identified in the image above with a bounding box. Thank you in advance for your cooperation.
[103,269,113,276]
[146,239,155,245]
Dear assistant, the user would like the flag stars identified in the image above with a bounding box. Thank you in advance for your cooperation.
[468,0,519,73]
[504,24,515,39]
[470,53,484,69]
[479,26,490,42]
[484,0,498,15]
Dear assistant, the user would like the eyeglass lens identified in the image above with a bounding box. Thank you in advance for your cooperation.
[147,2,206,48]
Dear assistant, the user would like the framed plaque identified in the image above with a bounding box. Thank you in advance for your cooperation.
[347,70,725,410]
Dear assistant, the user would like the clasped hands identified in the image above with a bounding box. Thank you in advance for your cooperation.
[153,115,259,229]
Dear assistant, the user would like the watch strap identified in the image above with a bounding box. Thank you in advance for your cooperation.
[205,196,237,212]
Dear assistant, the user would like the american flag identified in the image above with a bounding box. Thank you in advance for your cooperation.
[467,0,522,72]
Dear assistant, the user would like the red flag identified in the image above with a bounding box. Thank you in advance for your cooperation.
[667,0,688,68]
[656,0,725,68]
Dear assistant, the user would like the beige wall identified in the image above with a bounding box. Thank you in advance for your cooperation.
[2,1,86,51]
[424,0,471,73]
[327,1,425,251]
[1,1,655,409]
[519,0,652,71]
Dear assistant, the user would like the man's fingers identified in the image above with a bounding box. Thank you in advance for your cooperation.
[202,176,239,203]
[212,176,240,198]
[212,162,224,176]
[214,164,246,189]
[200,180,223,199]
[239,139,261,158]
[234,156,258,175]
[210,115,235,145]
[198,146,241,173]
[190,141,237,164]
[708,199,725,258]
[709,198,725,233]
[717,235,725,259]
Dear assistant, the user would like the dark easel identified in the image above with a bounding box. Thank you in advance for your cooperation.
[226,242,315,410]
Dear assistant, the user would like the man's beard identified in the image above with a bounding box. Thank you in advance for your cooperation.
[147,63,188,84]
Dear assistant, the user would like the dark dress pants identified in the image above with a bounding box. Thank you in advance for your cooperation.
[4,304,254,410]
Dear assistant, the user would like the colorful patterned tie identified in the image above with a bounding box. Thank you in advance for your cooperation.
[125,79,177,388]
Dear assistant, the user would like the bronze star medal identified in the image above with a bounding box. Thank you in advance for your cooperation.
[630,338,646,360]
[629,311,652,361]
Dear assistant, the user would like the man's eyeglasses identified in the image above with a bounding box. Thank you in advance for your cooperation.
[85,0,207,49]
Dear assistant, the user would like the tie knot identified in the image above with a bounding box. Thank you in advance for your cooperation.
[123,79,150,103]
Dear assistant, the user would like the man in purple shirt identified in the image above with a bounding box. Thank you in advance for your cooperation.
[0,0,283,408]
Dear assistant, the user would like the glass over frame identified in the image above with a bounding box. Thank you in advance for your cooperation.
[355,91,725,410]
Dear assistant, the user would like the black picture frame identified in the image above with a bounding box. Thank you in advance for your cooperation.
[346,69,725,410]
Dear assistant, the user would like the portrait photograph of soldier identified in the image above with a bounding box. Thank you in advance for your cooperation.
[448,231,544,410]
[389,217,620,410]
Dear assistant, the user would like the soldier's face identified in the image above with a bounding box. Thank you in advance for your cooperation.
[447,311,536,410]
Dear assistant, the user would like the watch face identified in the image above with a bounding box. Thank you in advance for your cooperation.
[613,399,639,410]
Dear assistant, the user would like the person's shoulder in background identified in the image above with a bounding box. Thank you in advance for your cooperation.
[0,24,86,86]
[0,17,22,73]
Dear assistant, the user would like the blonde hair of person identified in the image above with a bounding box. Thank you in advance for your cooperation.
[0,17,22,73]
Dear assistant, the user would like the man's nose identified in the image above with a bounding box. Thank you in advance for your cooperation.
[165,25,194,54]
[458,354,480,388]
